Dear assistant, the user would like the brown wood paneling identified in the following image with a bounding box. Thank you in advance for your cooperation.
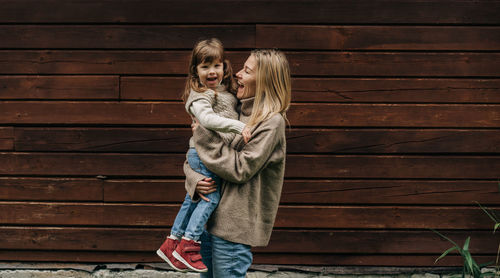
[103,180,185,203]
[3,102,500,127]
[121,77,500,103]
[14,128,191,153]
[286,129,500,154]
[120,77,185,101]
[0,102,189,125]
[280,180,500,205]
[0,25,254,49]
[0,177,102,201]
[0,127,14,150]
[291,78,500,103]
[257,26,500,50]
[1,1,498,24]
[15,128,500,153]
[4,25,500,51]
[2,51,500,77]
[0,203,496,229]
[102,179,500,205]
[0,250,489,266]
[0,76,118,100]
[285,52,500,77]
[0,227,496,254]
[1,153,499,179]
[0,25,255,49]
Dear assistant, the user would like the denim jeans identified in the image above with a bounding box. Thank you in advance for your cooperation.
[170,148,221,241]
[200,230,253,278]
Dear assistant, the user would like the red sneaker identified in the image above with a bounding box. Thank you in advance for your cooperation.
[173,238,208,272]
[156,236,188,272]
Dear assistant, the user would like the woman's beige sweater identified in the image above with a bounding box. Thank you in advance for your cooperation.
[183,97,286,247]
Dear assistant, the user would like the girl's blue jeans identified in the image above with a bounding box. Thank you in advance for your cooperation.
[170,148,221,241]
[200,230,253,278]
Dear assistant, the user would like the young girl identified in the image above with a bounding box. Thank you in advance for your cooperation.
[156,38,250,273]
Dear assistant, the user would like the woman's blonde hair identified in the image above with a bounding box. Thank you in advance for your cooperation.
[182,38,236,102]
[247,49,291,127]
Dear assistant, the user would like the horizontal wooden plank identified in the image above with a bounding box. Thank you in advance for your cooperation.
[0,203,497,229]
[1,153,499,179]
[0,102,190,125]
[257,26,500,50]
[0,227,496,255]
[0,76,118,100]
[280,180,500,205]
[0,177,102,201]
[0,127,13,150]
[0,0,498,24]
[120,77,185,101]
[2,102,500,127]
[291,78,500,103]
[0,250,483,266]
[2,178,498,205]
[121,77,500,103]
[1,51,500,77]
[3,25,500,51]
[15,128,500,154]
[0,25,254,49]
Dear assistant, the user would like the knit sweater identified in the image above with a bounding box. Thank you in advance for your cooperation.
[185,86,244,147]
[183,97,286,247]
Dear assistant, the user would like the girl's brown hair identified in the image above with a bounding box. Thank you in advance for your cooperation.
[182,38,236,102]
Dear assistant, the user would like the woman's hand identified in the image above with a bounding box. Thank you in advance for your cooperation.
[195,177,217,202]
[242,126,252,144]
[191,118,200,132]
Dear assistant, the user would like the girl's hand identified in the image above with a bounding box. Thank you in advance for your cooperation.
[196,177,217,202]
[242,126,252,144]
[191,118,200,132]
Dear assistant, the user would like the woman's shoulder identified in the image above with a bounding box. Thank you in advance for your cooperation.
[259,113,286,130]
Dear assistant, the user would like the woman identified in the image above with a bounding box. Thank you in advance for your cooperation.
[184,49,291,277]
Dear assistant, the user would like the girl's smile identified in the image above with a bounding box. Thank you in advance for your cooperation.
[197,60,224,90]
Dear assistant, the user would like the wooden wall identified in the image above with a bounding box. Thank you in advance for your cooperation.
[1,0,499,267]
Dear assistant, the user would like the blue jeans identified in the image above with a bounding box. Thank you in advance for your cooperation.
[200,230,253,278]
[170,148,221,241]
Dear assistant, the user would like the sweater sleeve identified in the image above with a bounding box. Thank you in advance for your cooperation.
[193,114,284,184]
[183,159,205,201]
[189,99,245,134]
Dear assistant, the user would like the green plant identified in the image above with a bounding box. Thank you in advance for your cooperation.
[431,229,494,278]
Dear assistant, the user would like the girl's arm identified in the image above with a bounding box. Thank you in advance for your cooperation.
[192,114,285,184]
[189,99,245,134]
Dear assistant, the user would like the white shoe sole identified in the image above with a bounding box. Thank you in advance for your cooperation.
[172,250,208,273]
[156,249,187,272]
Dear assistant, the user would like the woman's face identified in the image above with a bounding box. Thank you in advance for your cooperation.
[236,55,257,99]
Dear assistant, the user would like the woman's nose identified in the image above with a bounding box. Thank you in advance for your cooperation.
[236,70,242,78]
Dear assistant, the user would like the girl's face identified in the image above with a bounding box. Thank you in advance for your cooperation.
[196,59,224,90]
[236,55,257,99]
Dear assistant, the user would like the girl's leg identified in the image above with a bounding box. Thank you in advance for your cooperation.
[209,232,253,278]
[170,193,196,238]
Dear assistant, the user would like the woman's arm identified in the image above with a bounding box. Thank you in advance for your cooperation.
[183,159,217,202]
[193,114,284,184]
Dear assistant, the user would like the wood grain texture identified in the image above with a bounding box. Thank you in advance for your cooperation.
[2,102,499,127]
[0,0,498,24]
[121,77,500,103]
[0,76,118,99]
[0,127,13,150]
[2,178,498,205]
[0,227,496,254]
[257,26,500,50]
[15,128,500,153]
[0,203,496,229]
[1,153,499,179]
[0,177,102,201]
[0,250,486,266]
[1,51,500,77]
[0,25,254,49]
